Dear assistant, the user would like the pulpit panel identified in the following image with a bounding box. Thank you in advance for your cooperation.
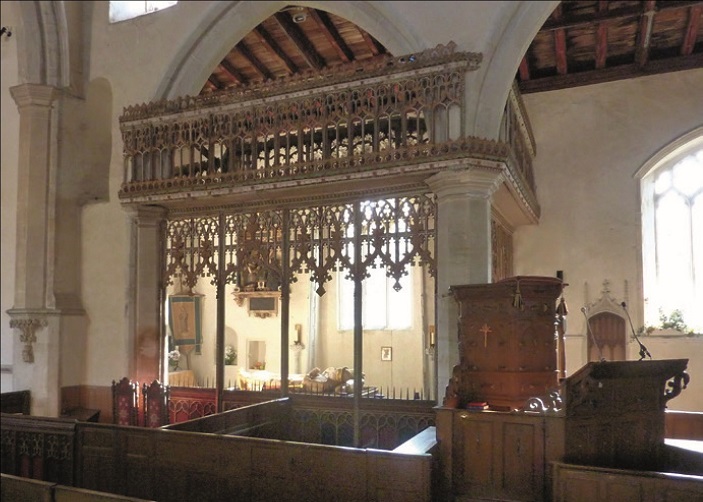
[448,276,563,410]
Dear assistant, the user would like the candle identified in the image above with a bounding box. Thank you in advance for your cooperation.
[429,325,436,347]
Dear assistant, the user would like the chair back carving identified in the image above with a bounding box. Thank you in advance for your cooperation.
[143,379,170,428]
[112,377,139,426]
[589,311,627,361]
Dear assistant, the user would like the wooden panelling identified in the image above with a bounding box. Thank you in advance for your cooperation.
[61,385,112,424]
[437,408,558,501]
[74,418,433,501]
[0,473,155,502]
[168,387,216,423]
[551,461,703,502]
[164,398,289,438]
[1,473,53,502]
[0,414,77,486]
[666,410,703,440]
[0,390,31,415]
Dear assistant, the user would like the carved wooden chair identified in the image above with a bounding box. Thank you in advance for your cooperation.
[142,379,170,428]
[111,377,139,426]
[589,311,627,362]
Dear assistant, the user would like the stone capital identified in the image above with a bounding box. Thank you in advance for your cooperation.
[10,83,60,109]
[125,205,168,230]
[9,315,48,363]
[426,166,504,200]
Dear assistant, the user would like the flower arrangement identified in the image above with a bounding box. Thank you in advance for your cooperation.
[253,361,266,370]
[168,349,181,370]
[224,345,237,365]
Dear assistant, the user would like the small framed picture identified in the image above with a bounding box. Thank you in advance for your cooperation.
[381,346,392,361]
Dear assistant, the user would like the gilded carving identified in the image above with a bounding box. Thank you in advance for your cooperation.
[9,318,47,363]
[121,43,480,122]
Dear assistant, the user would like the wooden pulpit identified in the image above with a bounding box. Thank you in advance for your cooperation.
[446,276,563,410]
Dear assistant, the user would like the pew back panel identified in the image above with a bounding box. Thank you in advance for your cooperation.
[75,421,433,501]
[551,461,703,502]
[1,473,53,502]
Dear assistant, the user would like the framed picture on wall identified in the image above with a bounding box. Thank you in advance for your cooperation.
[381,346,392,361]
[168,295,204,354]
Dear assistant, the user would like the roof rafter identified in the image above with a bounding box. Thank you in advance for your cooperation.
[254,26,299,74]
[273,12,326,71]
[595,1,609,69]
[540,1,703,32]
[219,59,248,86]
[207,74,224,91]
[236,43,274,81]
[681,5,702,55]
[308,9,354,63]
[553,4,568,75]
[359,28,386,57]
[518,56,530,81]
[635,0,657,68]
[519,53,703,94]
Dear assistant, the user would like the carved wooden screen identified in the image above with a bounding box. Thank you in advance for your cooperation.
[120,43,479,191]
[164,215,221,290]
[491,217,513,282]
[163,194,436,294]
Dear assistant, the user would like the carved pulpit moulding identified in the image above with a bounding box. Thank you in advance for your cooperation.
[9,317,48,363]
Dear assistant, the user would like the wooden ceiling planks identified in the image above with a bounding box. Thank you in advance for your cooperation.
[519,0,703,93]
[197,6,388,95]
[194,3,701,97]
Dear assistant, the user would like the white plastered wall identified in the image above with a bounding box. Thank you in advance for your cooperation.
[0,0,20,392]
[517,69,703,412]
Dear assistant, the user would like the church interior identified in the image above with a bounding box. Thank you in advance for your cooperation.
[1,1,702,501]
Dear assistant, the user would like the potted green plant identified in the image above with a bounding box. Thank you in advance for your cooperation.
[224,345,237,365]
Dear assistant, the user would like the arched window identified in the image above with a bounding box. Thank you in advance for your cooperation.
[109,1,177,23]
[639,129,703,333]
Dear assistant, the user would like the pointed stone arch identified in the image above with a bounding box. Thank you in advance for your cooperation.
[471,1,558,139]
[16,1,70,88]
[154,1,423,101]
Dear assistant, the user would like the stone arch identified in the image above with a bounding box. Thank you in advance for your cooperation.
[16,1,69,88]
[471,1,558,139]
[154,1,423,101]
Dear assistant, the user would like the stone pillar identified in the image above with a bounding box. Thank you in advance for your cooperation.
[128,206,167,386]
[8,84,62,416]
[426,166,504,402]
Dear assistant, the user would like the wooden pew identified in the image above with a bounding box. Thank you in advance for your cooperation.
[1,473,53,502]
[665,410,703,440]
[0,390,31,415]
[0,473,155,502]
[551,461,703,502]
[163,397,289,437]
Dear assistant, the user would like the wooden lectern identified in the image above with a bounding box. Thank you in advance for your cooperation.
[560,358,690,470]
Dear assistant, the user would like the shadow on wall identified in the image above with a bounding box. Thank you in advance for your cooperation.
[80,77,112,205]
